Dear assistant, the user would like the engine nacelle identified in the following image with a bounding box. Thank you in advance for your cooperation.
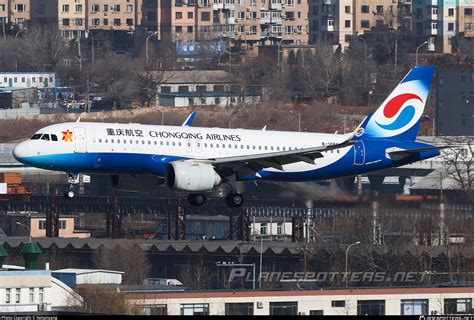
[165,162,222,192]
[110,174,164,192]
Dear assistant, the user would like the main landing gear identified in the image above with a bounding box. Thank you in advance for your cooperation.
[64,172,80,199]
[186,192,244,207]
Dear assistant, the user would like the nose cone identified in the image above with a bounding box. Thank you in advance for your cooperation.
[13,142,29,163]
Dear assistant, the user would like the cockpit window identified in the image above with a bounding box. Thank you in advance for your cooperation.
[51,134,58,141]
[41,134,50,141]
[31,134,42,140]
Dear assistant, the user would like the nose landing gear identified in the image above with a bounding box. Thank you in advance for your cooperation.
[64,172,80,199]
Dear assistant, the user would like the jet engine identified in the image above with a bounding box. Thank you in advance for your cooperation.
[110,174,164,192]
[165,161,222,192]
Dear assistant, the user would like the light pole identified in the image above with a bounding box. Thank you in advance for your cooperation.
[289,110,301,132]
[277,41,283,76]
[16,221,31,243]
[416,41,428,66]
[229,109,242,128]
[146,31,159,65]
[15,29,25,40]
[259,233,263,289]
[422,114,435,136]
[345,241,360,288]
[85,30,95,71]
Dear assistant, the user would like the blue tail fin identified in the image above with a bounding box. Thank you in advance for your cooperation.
[356,66,435,141]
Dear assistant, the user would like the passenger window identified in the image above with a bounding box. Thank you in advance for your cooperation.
[160,141,163,146]
[31,134,42,140]
[277,146,280,151]
[172,142,175,146]
[178,142,182,146]
[204,143,208,148]
[283,147,286,151]
[241,145,244,149]
[166,141,169,146]
[51,134,58,141]
[105,139,108,143]
[129,140,132,144]
[210,143,213,148]
[253,146,256,150]
[111,139,114,143]
[148,141,151,145]
[154,141,157,145]
[142,140,145,145]
[123,140,126,144]
[216,144,219,148]
[259,146,262,150]
[41,134,50,141]
[136,140,139,144]
[265,146,268,150]
[234,144,238,149]
[271,146,274,151]
[99,139,102,143]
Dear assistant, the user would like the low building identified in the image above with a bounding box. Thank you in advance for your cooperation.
[0,72,57,89]
[1,212,91,238]
[156,70,261,107]
[124,287,474,315]
[53,268,124,286]
[0,265,82,312]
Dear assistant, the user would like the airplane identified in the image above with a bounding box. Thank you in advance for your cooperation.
[13,66,445,207]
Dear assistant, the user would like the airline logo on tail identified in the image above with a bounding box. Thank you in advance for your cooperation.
[362,66,435,141]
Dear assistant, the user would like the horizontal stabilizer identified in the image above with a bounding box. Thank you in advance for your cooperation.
[387,146,449,160]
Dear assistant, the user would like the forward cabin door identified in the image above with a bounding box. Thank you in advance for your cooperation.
[74,127,87,153]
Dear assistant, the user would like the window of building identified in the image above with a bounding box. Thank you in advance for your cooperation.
[103,18,108,25]
[75,19,83,26]
[92,18,100,26]
[113,4,121,11]
[104,4,109,12]
[276,223,283,235]
[357,300,385,315]
[161,86,171,93]
[401,299,428,315]
[0,4,6,11]
[176,0,183,6]
[126,19,133,26]
[114,19,121,26]
[448,8,454,16]
[269,302,298,315]
[140,304,168,315]
[39,288,44,303]
[6,288,11,303]
[15,288,20,303]
[196,85,206,92]
[213,85,225,92]
[187,26,193,32]
[465,8,472,16]
[448,23,454,31]
[178,85,189,93]
[345,5,350,13]
[39,220,46,230]
[376,5,383,13]
[188,12,193,19]
[361,20,370,28]
[127,4,133,12]
[465,23,473,31]
[175,26,182,33]
[201,12,210,21]
[91,4,100,12]
[62,4,69,12]
[444,298,472,314]
[345,20,350,28]
[260,223,267,235]
[59,219,66,230]
[332,300,346,308]
[29,288,34,303]
[225,303,254,315]
[310,310,324,315]
[361,5,369,13]
[15,4,25,12]
[75,4,83,12]
[176,12,182,19]
[180,303,209,315]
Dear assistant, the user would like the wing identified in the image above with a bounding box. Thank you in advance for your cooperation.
[209,139,355,178]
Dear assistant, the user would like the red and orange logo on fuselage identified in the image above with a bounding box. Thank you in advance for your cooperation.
[62,130,73,142]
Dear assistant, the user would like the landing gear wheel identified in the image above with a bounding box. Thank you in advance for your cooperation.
[188,193,206,206]
[64,190,75,199]
[225,193,243,208]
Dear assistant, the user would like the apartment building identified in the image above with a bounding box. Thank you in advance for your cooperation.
[158,0,309,46]
[0,1,9,25]
[412,0,473,54]
[9,0,30,28]
[58,0,145,38]
[309,0,410,50]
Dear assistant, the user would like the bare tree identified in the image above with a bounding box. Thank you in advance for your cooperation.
[92,245,150,285]
[68,284,141,315]
[442,136,474,198]
[178,256,213,290]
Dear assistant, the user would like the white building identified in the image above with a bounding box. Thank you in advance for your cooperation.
[53,268,124,285]
[125,287,474,315]
[0,265,82,312]
[0,72,56,89]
